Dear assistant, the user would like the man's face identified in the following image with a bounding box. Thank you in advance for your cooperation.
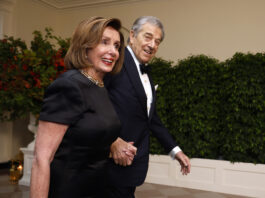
[129,23,162,64]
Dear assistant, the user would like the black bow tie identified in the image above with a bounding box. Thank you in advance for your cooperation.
[140,64,150,74]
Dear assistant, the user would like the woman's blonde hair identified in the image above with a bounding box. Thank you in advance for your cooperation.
[64,17,125,74]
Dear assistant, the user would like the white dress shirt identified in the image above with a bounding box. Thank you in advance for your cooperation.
[127,46,153,116]
[127,46,181,159]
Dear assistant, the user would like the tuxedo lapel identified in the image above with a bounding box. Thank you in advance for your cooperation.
[124,48,148,115]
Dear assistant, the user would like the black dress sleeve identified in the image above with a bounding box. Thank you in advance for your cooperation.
[39,76,84,125]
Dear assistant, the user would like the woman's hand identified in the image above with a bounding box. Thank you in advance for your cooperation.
[110,137,137,166]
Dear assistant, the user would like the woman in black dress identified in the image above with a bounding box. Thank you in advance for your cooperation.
[30,17,136,198]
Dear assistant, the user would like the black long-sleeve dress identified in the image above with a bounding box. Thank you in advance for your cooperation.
[39,69,121,198]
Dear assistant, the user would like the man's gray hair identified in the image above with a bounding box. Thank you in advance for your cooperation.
[128,16,165,43]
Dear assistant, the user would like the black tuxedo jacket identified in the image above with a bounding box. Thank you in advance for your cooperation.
[104,47,178,187]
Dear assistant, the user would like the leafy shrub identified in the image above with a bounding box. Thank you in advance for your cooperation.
[0,28,69,120]
[221,53,265,163]
[149,53,265,164]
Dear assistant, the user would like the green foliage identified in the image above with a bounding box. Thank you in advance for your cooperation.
[149,53,265,164]
[170,55,223,159]
[0,36,28,120]
[149,58,173,154]
[0,28,69,120]
[221,53,265,163]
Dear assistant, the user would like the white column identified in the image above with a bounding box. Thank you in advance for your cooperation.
[19,113,38,186]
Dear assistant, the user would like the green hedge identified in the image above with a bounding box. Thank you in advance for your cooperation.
[149,53,265,164]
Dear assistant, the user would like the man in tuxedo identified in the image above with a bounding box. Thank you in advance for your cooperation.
[105,16,191,198]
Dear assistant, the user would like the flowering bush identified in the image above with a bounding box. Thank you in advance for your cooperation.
[0,28,69,121]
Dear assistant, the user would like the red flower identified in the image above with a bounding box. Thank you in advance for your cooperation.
[34,78,41,88]
[24,81,31,89]
[0,31,69,120]
[55,49,62,58]
[59,58,64,67]
[22,64,28,71]
[3,63,8,70]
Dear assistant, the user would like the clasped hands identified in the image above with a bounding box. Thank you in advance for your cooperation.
[109,137,191,176]
[110,137,137,166]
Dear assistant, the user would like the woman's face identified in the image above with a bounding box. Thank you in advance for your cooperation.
[86,26,121,75]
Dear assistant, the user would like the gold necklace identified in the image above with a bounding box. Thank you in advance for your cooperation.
[80,69,104,87]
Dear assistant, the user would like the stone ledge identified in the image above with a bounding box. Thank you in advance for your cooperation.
[146,155,265,198]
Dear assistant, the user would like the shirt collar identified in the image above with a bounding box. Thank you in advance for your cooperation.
[127,45,142,73]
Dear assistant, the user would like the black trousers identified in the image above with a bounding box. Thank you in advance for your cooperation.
[105,185,136,198]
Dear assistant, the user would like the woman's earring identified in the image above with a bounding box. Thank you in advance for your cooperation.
[85,55,88,59]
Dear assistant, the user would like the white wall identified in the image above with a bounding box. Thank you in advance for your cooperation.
[12,0,265,62]
[0,0,16,37]
[0,115,34,163]
[147,155,265,198]
[0,121,13,162]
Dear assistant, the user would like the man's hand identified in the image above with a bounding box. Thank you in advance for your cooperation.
[110,137,137,166]
[175,151,191,175]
